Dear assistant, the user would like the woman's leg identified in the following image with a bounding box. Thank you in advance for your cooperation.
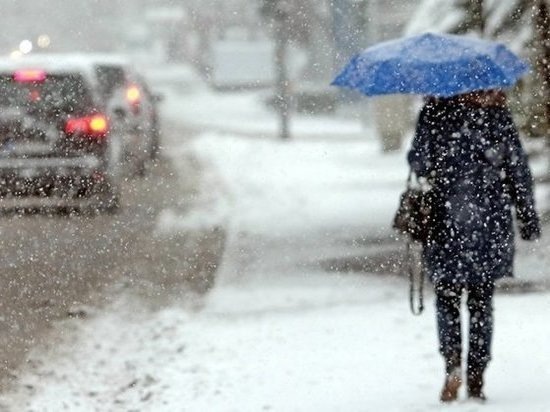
[466,280,495,399]
[435,280,463,371]
[435,279,463,402]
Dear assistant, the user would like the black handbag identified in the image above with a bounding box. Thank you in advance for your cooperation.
[393,170,432,315]
[392,171,432,243]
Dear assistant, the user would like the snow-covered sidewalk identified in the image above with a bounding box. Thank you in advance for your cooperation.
[161,87,367,139]
[2,90,550,411]
[4,272,550,411]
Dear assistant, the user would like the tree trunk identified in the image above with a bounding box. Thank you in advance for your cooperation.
[274,21,291,139]
[453,0,486,35]
[373,95,414,152]
[532,0,550,181]
[470,0,485,34]
[534,0,550,138]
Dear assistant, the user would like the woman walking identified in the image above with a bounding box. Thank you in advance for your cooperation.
[408,90,541,402]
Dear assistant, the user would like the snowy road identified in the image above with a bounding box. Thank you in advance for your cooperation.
[0,119,225,388]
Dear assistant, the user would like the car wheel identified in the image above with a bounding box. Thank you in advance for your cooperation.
[83,176,121,215]
[91,138,123,213]
[135,129,149,178]
[98,182,121,213]
[135,156,148,178]
[149,123,161,160]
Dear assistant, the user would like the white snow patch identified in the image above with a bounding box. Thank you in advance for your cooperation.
[177,132,406,239]
[3,274,550,411]
[162,88,367,139]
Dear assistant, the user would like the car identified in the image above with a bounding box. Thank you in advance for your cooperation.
[35,53,161,175]
[0,55,123,212]
[112,70,162,162]
[79,53,162,171]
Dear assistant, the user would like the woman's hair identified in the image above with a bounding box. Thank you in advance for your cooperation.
[456,90,507,108]
[424,90,508,108]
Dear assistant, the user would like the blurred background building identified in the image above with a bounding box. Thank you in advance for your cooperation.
[0,0,546,149]
[0,0,419,81]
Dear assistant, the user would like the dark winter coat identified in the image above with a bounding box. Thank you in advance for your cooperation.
[408,97,540,286]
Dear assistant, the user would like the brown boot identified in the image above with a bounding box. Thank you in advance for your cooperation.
[467,370,486,402]
[440,367,462,402]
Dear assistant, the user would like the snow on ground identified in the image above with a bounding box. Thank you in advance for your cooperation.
[159,131,406,239]
[4,273,550,412]
[161,86,367,139]
[2,87,550,411]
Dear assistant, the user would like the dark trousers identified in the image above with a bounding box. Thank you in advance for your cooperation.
[435,279,495,374]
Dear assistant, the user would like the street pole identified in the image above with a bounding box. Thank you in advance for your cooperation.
[261,0,292,139]
[274,18,290,139]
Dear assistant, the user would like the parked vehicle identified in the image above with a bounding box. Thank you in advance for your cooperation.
[81,54,162,169]
[116,71,162,161]
[0,56,122,212]
[209,39,275,90]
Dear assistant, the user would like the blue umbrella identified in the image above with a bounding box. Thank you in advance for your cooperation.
[331,32,529,97]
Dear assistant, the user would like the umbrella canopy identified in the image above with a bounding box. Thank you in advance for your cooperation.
[331,32,529,97]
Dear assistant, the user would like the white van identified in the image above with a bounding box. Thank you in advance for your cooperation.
[209,39,275,89]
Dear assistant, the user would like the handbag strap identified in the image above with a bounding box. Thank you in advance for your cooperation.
[406,169,413,188]
[406,241,424,315]
[403,167,425,315]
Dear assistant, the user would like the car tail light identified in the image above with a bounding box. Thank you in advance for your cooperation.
[14,69,47,82]
[126,84,142,114]
[126,85,141,104]
[89,115,108,134]
[65,114,109,137]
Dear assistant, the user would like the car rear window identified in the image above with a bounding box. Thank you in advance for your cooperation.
[95,65,126,98]
[0,73,94,115]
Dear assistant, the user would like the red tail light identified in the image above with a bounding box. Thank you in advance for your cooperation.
[65,114,109,137]
[126,84,141,115]
[14,69,47,83]
[126,85,141,105]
